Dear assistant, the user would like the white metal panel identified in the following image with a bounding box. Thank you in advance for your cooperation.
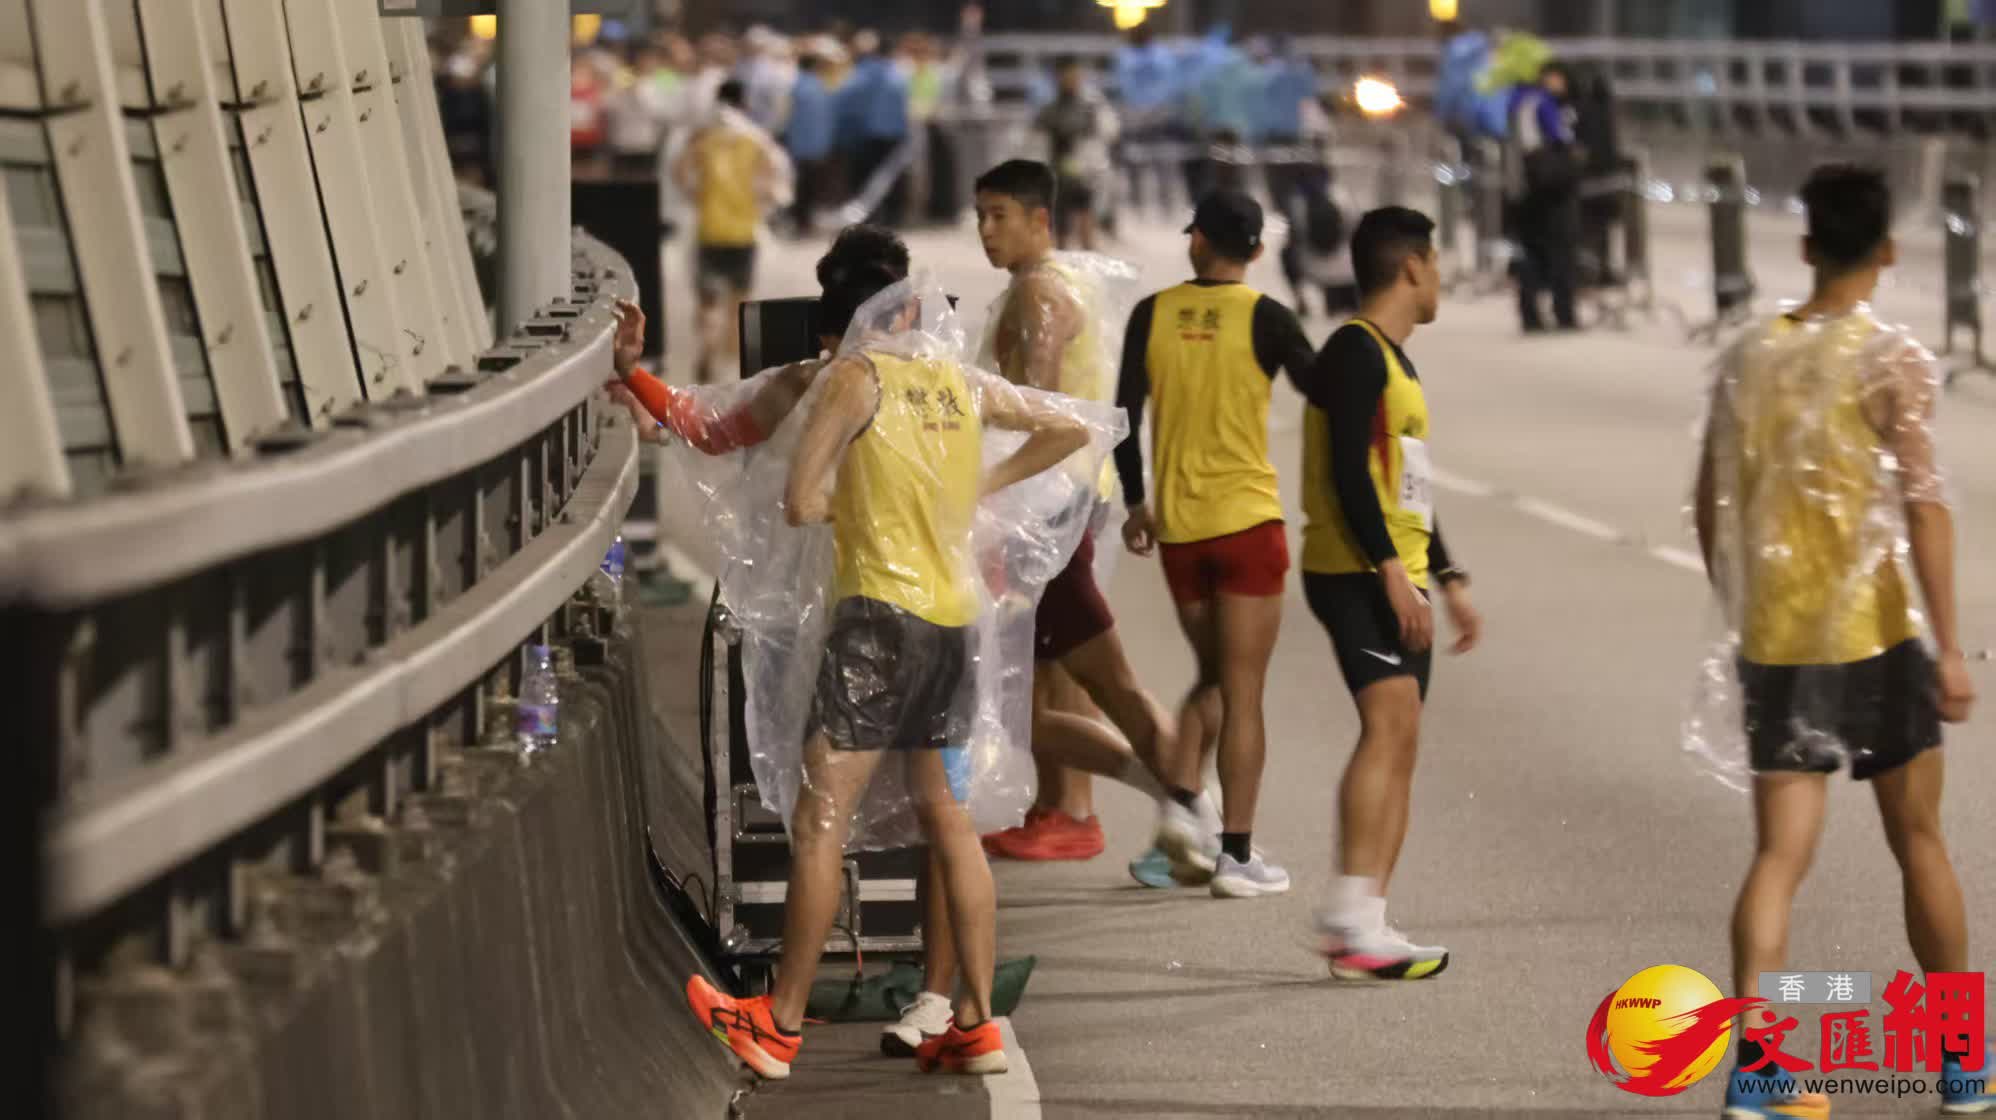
[384,16,484,361]
[0,166,72,500]
[328,0,447,381]
[29,0,194,469]
[0,0,39,111]
[220,0,362,420]
[196,0,231,101]
[137,0,286,449]
[102,1,150,111]
[280,0,416,395]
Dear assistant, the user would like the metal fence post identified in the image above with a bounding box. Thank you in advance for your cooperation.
[1435,138,1465,282]
[1942,173,1986,375]
[1623,148,1652,309]
[496,0,572,335]
[1707,155,1753,322]
[1472,138,1508,281]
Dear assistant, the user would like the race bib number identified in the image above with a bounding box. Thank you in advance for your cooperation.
[1397,436,1433,530]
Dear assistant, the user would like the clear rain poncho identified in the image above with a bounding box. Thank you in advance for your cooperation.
[669,274,1128,848]
[974,251,1143,590]
[1683,305,1951,789]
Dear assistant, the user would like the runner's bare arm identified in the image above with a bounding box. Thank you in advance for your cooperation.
[608,300,820,452]
[972,371,1088,498]
[785,356,877,525]
[1010,268,1084,393]
[1868,340,1972,720]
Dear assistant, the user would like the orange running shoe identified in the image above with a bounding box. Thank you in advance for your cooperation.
[915,1017,1010,1075]
[685,976,800,1080]
[983,809,1105,861]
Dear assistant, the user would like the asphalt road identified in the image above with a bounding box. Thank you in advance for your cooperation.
[651,203,1996,1118]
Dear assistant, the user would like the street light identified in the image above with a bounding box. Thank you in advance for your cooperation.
[1430,0,1459,19]
[1354,76,1404,117]
[1096,0,1167,31]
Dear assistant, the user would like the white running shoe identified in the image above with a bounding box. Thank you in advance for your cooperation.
[1210,853,1291,898]
[880,991,953,1057]
[1316,912,1450,981]
[1153,801,1218,883]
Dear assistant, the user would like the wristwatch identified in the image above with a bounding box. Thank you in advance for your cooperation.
[1435,567,1470,589]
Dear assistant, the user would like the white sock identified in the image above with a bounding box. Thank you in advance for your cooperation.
[1192,789,1223,834]
[1328,875,1383,925]
[1116,753,1169,801]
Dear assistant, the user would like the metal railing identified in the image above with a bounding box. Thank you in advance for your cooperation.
[978,33,1996,136]
[5,1,637,1048]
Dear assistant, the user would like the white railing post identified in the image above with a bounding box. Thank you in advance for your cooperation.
[30,0,194,469]
[282,0,419,396]
[220,0,365,421]
[383,17,487,363]
[0,173,71,501]
[331,0,449,381]
[137,0,289,449]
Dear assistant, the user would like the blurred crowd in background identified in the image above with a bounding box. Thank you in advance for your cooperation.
[429,11,1623,331]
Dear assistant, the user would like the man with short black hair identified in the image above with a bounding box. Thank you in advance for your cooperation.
[1114,190,1316,898]
[1297,205,1478,982]
[968,158,1195,866]
[1694,163,1985,1119]
[686,229,1091,1083]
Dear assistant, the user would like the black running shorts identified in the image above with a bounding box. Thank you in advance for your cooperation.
[811,597,974,752]
[1740,639,1941,781]
[1303,571,1432,699]
[696,244,757,301]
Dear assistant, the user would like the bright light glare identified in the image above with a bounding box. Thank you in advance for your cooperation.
[469,15,497,40]
[1354,77,1403,117]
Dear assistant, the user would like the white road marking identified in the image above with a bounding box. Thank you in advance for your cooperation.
[1512,497,1625,543]
[1431,468,1711,577]
[1431,466,1497,498]
[1648,545,1707,573]
[988,1018,1042,1119]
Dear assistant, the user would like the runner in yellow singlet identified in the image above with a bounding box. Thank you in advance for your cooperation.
[971,160,1185,864]
[673,79,790,383]
[685,239,1091,1084]
[1113,190,1318,899]
[1294,207,1480,983]
[1693,164,1983,1120]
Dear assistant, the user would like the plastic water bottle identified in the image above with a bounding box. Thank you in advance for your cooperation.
[516,645,559,755]
[594,534,626,610]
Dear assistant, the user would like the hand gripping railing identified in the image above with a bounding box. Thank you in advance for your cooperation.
[9,191,639,1010]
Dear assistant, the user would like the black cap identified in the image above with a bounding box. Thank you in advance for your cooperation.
[1184,190,1264,260]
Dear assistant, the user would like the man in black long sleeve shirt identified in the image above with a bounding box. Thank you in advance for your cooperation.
[1292,206,1481,982]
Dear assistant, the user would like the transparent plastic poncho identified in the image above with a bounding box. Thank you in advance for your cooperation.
[974,251,1142,592]
[1683,306,1950,789]
[668,274,1128,849]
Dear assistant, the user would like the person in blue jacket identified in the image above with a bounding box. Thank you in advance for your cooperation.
[785,54,835,234]
[835,35,912,226]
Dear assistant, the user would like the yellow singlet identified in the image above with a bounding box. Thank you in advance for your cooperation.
[830,353,984,628]
[1143,281,1284,544]
[1300,319,1434,587]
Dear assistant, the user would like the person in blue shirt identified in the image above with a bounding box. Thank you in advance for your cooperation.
[834,37,912,226]
[1112,24,1178,214]
[785,54,835,234]
[1256,42,1316,144]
